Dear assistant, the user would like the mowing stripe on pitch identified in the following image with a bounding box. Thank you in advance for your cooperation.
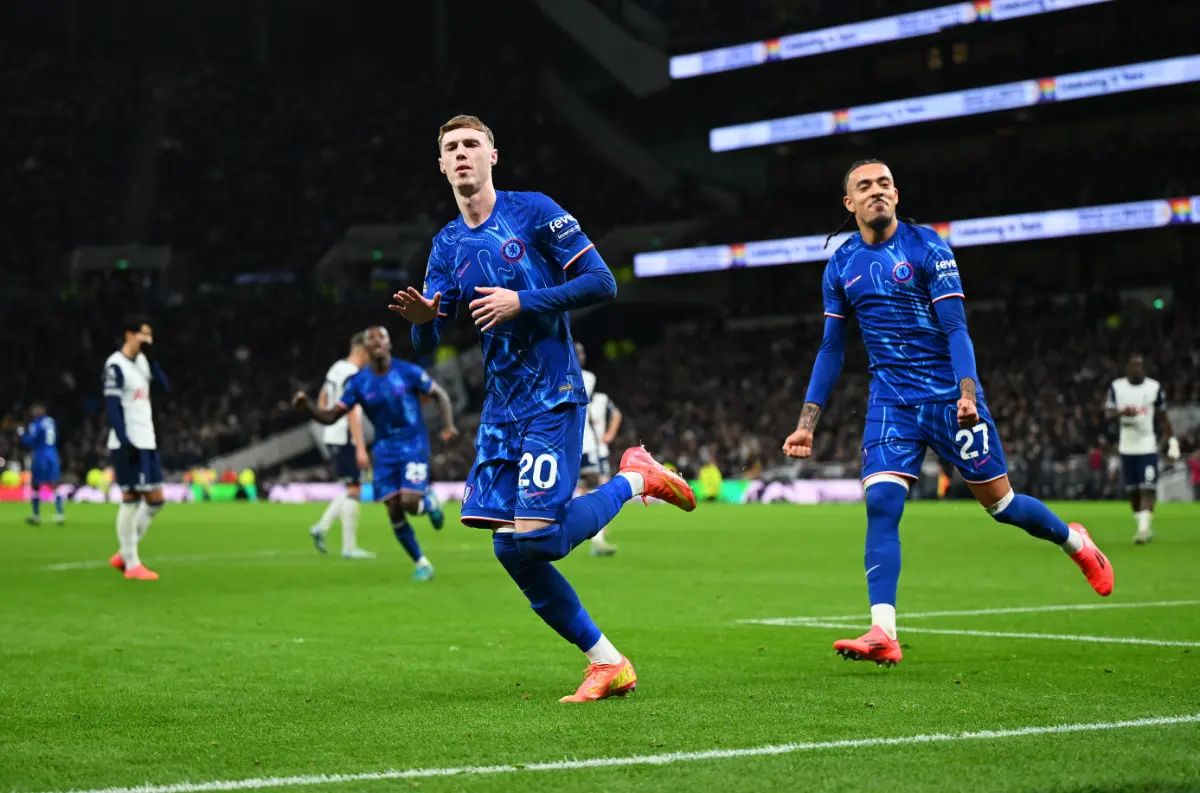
[43,713,1200,793]
[743,599,1200,626]
[784,620,1200,648]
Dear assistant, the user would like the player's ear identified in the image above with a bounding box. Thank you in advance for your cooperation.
[893,186,900,208]
[490,147,498,166]
[438,155,447,175]
[842,194,854,213]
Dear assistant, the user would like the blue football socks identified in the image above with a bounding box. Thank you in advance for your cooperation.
[392,520,424,562]
[30,494,41,518]
[989,492,1070,543]
[493,532,602,651]
[864,480,906,606]
[515,476,633,562]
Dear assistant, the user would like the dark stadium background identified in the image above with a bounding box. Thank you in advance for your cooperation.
[3,0,1197,501]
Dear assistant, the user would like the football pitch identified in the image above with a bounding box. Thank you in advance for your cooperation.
[2,500,1198,793]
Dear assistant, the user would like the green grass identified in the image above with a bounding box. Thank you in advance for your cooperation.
[1,499,1198,793]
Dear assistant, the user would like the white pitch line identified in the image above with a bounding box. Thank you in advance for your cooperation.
[743,599,1200,626]
[781,621,1200,648]
[42,550,311,571]
[41,713,1200,793]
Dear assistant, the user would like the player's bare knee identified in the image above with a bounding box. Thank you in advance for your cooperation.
[384,497,406,523]
[514,518,553,534]
[984,488,1015,519]
[399,493,422,514]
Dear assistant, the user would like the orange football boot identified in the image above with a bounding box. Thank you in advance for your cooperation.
[109,552,125,572]
[833,625,903,666]
[1067,523,1113,597]
[618,446,696,512]
[124,564,159,581]
[559,656,638,703]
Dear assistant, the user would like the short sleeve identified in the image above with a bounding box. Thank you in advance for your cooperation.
[414,367,435,395]
[423,237,459,318]
[338,374,361,410]
[529,193,595,270]
[103,363,124,397]
[921,239,965,304]
[821,259,848,319]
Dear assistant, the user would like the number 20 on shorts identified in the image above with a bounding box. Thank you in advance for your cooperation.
[518,453,558,489]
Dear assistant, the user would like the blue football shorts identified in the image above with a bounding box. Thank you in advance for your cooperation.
[461,403,586,528]
[861,400,1009,485]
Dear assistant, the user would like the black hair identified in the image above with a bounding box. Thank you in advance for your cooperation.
[823,158,917,249]
[842,158,886,193]
[121,313,152,334]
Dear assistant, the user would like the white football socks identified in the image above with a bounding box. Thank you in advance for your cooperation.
[340,498,360,553]
[134,502,161,540]
[593,526,609,544]
[871,604,897,640]
[315,495,344,533]
[116,503,140,568]
[617,471,644,497]
[1135,510,1152,534]
[584,634,623,665]
[1060,527,1085,555]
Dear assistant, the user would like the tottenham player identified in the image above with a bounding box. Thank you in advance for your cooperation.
[18,403,65,525]
[388,115,695,701]
[575,344,625,555]
[104,315,169,581]
[1105,354,1180,544]
[782,160,1113,666]
[295,326,457,581]
[308,331,374,558]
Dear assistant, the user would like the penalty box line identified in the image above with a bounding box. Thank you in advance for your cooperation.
[43,713,1200,793]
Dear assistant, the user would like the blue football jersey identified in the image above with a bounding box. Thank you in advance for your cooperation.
[822,221,975,406]
[21,415,59,454]
[423,190,592,423]
[338,358,434,461]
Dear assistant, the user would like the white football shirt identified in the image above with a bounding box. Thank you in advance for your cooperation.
[320,359,360,445]
[104,351,157,450]
[589,392,613,459]
[1106,376,1165,455]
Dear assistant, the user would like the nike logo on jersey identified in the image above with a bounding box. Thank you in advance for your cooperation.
[456,260,471,279]
[845,275,863,288]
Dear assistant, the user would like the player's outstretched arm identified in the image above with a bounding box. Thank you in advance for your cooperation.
[428,382,459,442]
[292,391,349,426]
[783,316,846,459]
[931,297,981,428]
[603,405,623,445]
[348,405,370,470]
